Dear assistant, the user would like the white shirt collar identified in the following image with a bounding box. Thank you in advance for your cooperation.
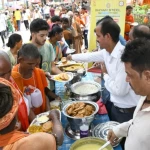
[111,41,124,59]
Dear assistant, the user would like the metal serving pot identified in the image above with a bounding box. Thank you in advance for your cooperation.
[62,101,99,132]
[70,137,113,150]
[70,81,101,102]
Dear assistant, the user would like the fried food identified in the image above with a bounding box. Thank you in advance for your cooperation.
[64,65,83,71]
[66,102,95,118]
[42,121,53,132]
[54,73,69,81]
[28,125,43,134]
[61,57,67,64]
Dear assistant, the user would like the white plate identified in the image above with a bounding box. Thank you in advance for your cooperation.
[51,72,73,83]
[130,22,138,26]
[66,48,76,54]
[27,110,61,132]
[56,60,77,67]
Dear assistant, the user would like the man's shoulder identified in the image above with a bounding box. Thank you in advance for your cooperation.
[41,43,53,50]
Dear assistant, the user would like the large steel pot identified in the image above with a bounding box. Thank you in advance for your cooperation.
[62,101,99,132]
[70,81,101,102]
[70,137,113,150]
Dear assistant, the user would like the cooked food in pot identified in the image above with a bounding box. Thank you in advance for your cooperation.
[66,102,95,118]
[73,84,99,95]
[74,144,108,150]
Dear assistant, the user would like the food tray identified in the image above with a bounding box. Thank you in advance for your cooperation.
[27,109,61,133]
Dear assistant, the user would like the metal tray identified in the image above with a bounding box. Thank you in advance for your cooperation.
[92,121,120,140]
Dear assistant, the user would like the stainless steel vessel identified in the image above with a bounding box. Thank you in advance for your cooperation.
[70,81,101,102]
[62,101,99,132]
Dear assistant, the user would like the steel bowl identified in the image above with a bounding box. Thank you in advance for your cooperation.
[70,137,113,150]
[62,101,99,132]
[70,81,101,102]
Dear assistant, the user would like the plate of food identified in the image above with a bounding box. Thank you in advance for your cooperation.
[27,110,61,134]
[63,64,84,72]
[56,57,77,67]
[52,72,73,82]
[66,48,76,54]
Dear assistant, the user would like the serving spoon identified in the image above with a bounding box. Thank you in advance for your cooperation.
[98,141,110,150]
[99,137,122,150]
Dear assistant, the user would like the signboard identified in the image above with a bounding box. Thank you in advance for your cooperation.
[89,0,126,51]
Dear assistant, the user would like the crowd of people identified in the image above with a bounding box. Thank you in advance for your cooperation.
[0,2,150,150]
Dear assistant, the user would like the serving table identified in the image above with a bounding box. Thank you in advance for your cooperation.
[55,72,122,150]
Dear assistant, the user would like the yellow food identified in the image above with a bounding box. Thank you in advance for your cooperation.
[66,102,95,118]
[61,57,67,64]
[54,73,69,81]
[64,64,83,71]
[42,121,53,132]
[37,115,49,123]
[28,125,43,134]
[75,144,108,150]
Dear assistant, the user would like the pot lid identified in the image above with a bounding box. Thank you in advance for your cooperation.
[92,121,120,140]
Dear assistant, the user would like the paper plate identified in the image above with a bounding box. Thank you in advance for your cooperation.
[66,49,76,54]
[130,22,138,26]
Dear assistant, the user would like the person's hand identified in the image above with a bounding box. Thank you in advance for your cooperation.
[100,62,108,74]
[67,54,72,61]
[92,48,98,52]
[45,72,52,80]
[55,96,61,101]
[93,62,101,67]
[49,109,60,120]
[107,129,119,146]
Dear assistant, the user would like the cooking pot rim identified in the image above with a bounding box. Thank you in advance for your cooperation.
[62,100,99,119]
[70,81,101,96]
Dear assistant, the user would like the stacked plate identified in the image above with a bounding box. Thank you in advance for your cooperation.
[92,121,120,141]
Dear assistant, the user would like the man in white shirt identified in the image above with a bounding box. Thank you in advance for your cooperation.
[108,38,150,150]
[68,19,140,123]
[0,11,7,48]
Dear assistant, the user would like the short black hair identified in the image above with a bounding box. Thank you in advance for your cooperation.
[96,15,113,25]
[126,5,133,10]
[121,38,150,74]
[30,18,49,33]
[51,16,61,23]
[97,19,120,43]
[132,25,150,39]
[48,26,63,38]
[81,7,86,10]
[74,11,79,14]
[6,33,22,48]
[61,17,69,23]
[18,43,40,59]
